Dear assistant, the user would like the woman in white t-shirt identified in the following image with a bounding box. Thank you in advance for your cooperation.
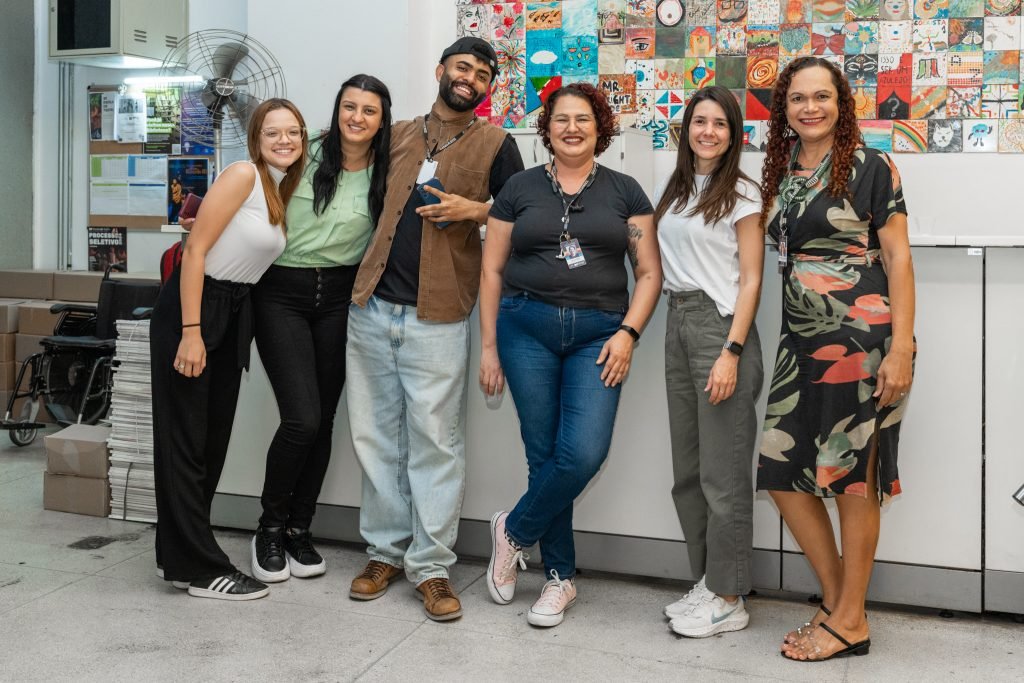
[653,86,765,638]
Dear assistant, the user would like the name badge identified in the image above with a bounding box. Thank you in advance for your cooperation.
[416,159,438,185]
[561,238,587,269]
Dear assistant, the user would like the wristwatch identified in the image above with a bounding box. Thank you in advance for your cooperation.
[723,340,744,356]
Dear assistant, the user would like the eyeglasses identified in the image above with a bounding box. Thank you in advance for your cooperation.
[260,128,305,141]
[550,115,595,127]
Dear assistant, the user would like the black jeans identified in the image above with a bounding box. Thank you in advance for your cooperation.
[253,264,358,529]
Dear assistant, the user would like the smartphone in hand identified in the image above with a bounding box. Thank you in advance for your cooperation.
[417,177,450,228]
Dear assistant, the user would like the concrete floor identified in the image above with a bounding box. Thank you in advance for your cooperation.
[1,435,1021,682]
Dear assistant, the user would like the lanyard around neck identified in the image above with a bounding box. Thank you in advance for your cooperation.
[549,159,599,240]
[778,143,832,236]
[422,114,476,162]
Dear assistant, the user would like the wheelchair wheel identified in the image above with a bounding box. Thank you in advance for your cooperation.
[9,426,37,447]
[41,350,110,425]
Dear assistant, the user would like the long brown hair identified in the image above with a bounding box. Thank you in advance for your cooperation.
[654,86,754,227]
[246,98,308,228]
[759,57,863,230]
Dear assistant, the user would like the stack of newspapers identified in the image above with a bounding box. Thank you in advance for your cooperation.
[107,320,157,523]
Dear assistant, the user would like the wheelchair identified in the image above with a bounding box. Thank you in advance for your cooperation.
[1,266,159,447]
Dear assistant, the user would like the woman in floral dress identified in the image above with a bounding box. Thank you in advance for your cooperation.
[757,57,916,662]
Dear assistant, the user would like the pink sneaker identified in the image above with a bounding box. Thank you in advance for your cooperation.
[487,511,527,604]
[527,570,576,627]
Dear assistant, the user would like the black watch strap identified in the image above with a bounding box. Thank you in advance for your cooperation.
[723,340,744,356]
[619,324,640,342]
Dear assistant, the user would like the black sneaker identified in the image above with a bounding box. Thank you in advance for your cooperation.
[251,526,290,583]
[283,527,327,578]
[187,571,269,601]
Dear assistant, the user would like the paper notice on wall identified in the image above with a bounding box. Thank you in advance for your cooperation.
[115,94,147,143]
[143,87,181,155]
[89,92,117,141]
[91,154,129,180]
[87,226,127,272]
[90,183,130,214]
[128,155,168,183]
[90,154,169,216]
[127,183,167,216]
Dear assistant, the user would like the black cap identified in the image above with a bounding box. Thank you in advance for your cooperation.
[439,37,499,82]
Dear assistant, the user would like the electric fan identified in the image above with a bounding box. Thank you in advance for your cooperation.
[160,30,286,172]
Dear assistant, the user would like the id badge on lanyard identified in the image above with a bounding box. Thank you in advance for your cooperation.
[416,159,438,185]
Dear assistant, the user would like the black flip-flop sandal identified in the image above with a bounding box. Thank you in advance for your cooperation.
[784,622,871,662]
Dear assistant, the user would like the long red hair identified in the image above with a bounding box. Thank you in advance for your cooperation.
[246,98,308,229]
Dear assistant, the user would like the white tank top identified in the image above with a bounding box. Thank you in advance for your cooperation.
[204,161,287,283]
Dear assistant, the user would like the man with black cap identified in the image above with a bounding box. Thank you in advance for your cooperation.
[346,37,524,621]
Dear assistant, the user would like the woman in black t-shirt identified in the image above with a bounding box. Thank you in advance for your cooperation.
[478,83,662,628]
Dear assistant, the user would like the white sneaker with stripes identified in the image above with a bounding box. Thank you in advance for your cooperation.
[187,571,269,601]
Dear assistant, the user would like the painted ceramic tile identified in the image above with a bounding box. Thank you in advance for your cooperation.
[846,0,881,20]
[985,0,1021,17]
[633,88,657,129]
[949,0,985,15]
[718,0,750,24]
[988,83,1021,115]
[562,34,600,77]
[880,0,912,18]
[626,58,658,86]
[913,18,949,49]
[780,23,814,53]
[655,58,690,87]
[963,118,998,150]
[743,119,766,149]
[997,119,1024,152]
[783,0,813,21]
[913,0,949,19]
[563,0,599,34]
[656,0,687,26]
[684,56,719,85]
[746,55,780,86]
[911,84,948,116]
[599,43,627,71]
[850,86,878,116]
[491,40,527,126]
[686,25,718,55]
[655,88,688,119]
[527,29,564,77]
[860,119,895,149]
[947,85,984,115]
[778,53,799,70]
[912,51,947,84]
[599,0,627,42]
[656,24,690,56]
[813,0,847,21]
[475,91,492,120]
[717,54,751,85]
[845,20,881,52]
[748,25,783,52]
[812,22,847,53]
[891,118,929,150]
[927,119,963,150]
[750,0,782,23]
[530,75,563,105]
[718,23,750,53]
[489,3,527,40]
[947,50,985,86]
[846,54,880,84]
[457,4,489,36]
[730,87,749,114]
[983,17,1020,51]
[820,53,846,69]
[526,1,562,29]
[688,0,719,25]
[983,50,1020,84]
[878,53,913,117]
[948,18,985,50]
[746,88,774,118]
[879,20,914,51]
[599,73,639,111]
[627,0,658,21]
[625,27,657,56]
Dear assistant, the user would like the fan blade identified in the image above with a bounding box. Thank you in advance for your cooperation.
[228,92,259,131]
[200,82,230,124]
[211,41,250,80]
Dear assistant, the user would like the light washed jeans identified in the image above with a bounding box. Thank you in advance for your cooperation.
[346,295,469,585]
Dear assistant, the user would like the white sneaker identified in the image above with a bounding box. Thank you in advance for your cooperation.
[487,511,528,604]
[527,570,577,628]
[669,594,750,638]
[663,576,711,619]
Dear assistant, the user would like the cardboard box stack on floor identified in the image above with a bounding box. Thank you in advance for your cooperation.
[43,424,112,516]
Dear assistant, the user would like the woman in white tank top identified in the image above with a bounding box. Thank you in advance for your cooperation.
[150,99,309,601]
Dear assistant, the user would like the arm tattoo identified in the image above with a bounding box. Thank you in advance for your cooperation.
[627,222,643,269]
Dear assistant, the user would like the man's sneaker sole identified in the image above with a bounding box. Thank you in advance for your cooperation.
[250,535,290,583]
[487,511,514,605]
[669,609,750,638]
[187,578,269,602]
[286,552,326,578]
[527,597,575,627]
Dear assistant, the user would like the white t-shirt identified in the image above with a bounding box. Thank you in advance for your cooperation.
[655,175,762,316]
[205,161,287,284]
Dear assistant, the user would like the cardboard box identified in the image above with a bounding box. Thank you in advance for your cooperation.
[44,424,111,478]
[43,472,110,517]
[0,333,13,362]
[0,390,55,424]
[0,361,14,392]
[0,270,54,300]
[15,334,45,363]
[52,272,104,303]
[17,301,70,336]
[0,298,24,333]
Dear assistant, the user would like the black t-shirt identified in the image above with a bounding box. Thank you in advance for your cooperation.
[374,134,524,306]
[489,164,653,311]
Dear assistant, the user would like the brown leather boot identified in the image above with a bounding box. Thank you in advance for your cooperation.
[349,560,402,600]
[416,577,463,621]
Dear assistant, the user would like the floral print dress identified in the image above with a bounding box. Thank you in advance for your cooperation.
[757,146,909,502]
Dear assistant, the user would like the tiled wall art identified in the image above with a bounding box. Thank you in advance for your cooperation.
[457,0,1024,151]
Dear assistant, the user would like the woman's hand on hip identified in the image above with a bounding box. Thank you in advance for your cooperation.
[705,352,738,405]
[874,347,913,408]
[174,329,207,378]
[597,330,634,387]
[479,346,505,396]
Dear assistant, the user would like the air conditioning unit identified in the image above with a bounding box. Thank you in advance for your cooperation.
[49,0,188,68]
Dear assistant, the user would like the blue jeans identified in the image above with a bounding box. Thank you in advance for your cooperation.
[346,296,469,584]
[497,294,625,578]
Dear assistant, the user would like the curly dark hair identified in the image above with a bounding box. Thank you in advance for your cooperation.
[759,56,864,230]
[536,82,618,157]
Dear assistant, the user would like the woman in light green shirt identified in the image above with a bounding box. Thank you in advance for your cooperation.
[250,75,392,583]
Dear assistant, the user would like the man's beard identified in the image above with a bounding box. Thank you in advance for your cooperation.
[439,73,487,112]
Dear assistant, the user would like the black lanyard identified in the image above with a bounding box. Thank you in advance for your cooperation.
[422,114,476,162]
[548,159,600,243]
